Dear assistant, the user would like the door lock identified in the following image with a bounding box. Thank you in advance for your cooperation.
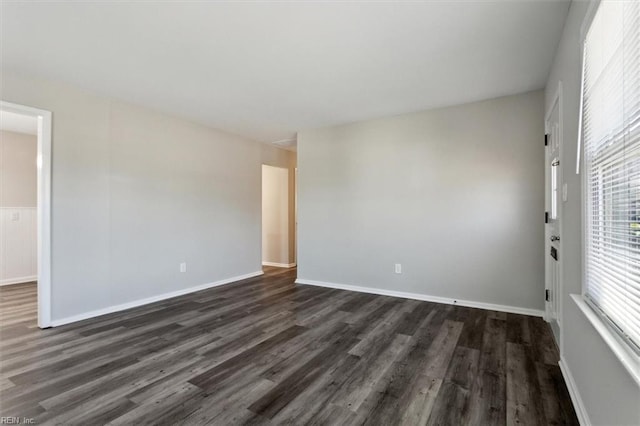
[550,235,560,242]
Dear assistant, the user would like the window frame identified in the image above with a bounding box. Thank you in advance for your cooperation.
[551,157,559,220]
[578,0,640,385]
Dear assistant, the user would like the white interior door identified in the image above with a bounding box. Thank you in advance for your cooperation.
[545,95,562,345]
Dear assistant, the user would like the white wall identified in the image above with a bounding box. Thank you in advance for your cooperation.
[297,90,545,313]
[545,2,640,424]
[0,71,293,323]
[0,129,37,284]
[262,165,290,266]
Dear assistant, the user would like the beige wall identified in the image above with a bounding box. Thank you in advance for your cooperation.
[262,165,290,265]
[262,146,297,265]
[0,130,37,207]
[0,130,38,285]
[298,90,544,312]
[0,71,294,322]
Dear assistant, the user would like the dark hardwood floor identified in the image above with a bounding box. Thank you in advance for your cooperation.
[0,267,578,425]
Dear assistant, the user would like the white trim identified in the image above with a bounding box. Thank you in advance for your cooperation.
[570,294,640,386]
[295,278,544,317]
[50,271,264,327]
[545,81,563,125]
[575,0,601,177]
[0,276,37,286]
[262,262,296,268]
[0,101,52,329]
[559,357,592,426]
[576,44,585,175]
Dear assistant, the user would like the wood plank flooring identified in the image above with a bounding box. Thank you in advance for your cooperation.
[0,267,578,425]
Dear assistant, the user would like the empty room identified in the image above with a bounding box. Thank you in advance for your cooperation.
[0,0,638,425]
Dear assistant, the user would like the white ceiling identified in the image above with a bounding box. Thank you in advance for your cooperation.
[0,110,38,135]
[0,1,570,144]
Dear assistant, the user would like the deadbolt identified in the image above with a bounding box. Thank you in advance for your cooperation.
[550,235,560,242]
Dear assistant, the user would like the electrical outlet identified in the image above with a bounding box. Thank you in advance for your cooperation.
[395,263,402,274]
[180,262,187,273]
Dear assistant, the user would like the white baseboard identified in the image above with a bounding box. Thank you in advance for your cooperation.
[262,262,297,268]
[559,357,591,426]
[295,278,544,317]
[50,271,264,327]
[0,275,37,286]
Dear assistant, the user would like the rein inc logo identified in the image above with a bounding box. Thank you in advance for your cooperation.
[0,418,35,424]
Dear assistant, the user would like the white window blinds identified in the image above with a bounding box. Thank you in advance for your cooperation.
[583,0,640,353]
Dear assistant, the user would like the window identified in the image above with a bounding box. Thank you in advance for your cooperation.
[551,158,559,220]
[582,1,640,353]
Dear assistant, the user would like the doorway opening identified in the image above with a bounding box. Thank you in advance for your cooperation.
[261,164,296,270]
[0,101,52,328]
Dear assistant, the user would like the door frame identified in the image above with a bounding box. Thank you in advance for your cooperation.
[544,81,564,355]
[1,100,52,328]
